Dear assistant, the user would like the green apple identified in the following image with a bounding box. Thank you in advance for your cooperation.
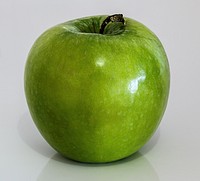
[24,14,170,163]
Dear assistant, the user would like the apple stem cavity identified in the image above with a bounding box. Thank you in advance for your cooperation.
[99,14,125,34]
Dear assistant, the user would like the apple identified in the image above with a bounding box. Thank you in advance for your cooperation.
[24,14,170,163]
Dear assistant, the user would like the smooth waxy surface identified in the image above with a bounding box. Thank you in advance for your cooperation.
[24,15,170,163]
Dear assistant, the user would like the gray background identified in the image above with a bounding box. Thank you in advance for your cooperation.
[1,0,200,180]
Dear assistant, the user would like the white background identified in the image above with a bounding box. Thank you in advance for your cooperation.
[1,0,200,180]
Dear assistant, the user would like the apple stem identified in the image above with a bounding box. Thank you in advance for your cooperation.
[99,14,125,34]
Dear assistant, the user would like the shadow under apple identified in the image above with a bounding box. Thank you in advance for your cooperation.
[37,152,159,181]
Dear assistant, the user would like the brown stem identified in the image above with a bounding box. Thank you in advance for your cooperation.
[99,14,125,34]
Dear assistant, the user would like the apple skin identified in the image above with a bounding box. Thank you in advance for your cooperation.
[24,15,170,163]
